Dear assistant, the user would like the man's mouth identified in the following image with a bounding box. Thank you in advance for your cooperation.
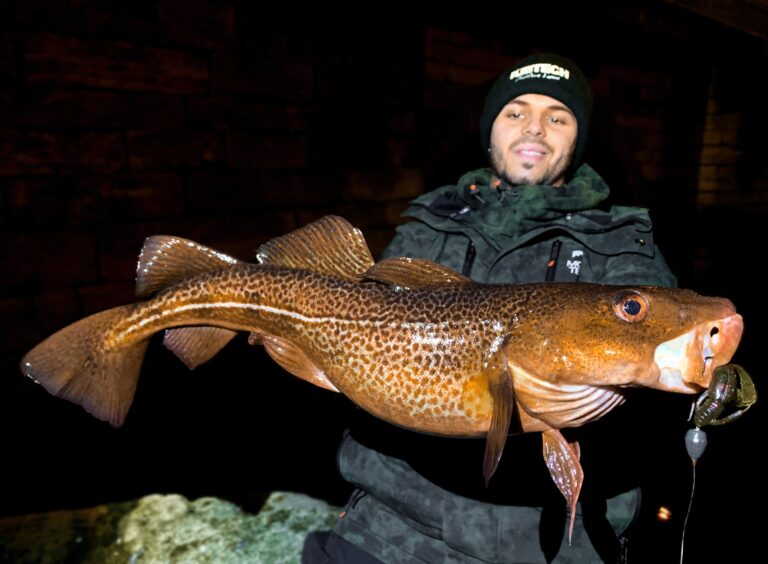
[514,144,548,162]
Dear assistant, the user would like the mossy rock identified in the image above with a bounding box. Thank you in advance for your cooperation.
[0,492,340,563]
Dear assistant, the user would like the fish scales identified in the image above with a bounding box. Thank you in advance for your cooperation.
[109,261,527,434]
[134,264,518,434]
[264,276,524,435]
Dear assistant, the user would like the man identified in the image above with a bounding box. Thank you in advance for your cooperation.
[304,53,676,563]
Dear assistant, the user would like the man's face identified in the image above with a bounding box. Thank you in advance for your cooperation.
[489,93,578,187]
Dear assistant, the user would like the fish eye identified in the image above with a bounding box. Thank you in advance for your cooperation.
[612,290,649,323]
[624,300,641,315]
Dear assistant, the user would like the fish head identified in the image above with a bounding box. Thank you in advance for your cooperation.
[506,284,743,394]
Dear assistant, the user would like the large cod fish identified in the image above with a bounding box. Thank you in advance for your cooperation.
[21,215,743,537]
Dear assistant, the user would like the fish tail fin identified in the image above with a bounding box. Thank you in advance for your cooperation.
[20,305,148,427]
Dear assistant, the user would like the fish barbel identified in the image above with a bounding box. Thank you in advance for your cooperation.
[20,215,743,537]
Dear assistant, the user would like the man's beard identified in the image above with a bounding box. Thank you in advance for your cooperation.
[489,139,573,187]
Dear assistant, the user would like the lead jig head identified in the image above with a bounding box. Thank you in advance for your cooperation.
[684,428,707,464]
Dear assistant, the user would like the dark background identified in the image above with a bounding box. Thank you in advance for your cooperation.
[1,1,766,562]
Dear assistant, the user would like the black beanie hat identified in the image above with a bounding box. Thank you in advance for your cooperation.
[480,53,593,172]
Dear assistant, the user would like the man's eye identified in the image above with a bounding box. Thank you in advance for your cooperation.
[549,116,566,124]
[507,111,523,119]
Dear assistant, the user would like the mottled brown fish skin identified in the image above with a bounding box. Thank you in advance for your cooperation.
[104,264,508,434]
[100,265,740,436]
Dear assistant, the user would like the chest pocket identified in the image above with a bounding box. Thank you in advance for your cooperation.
[552,239,592,282]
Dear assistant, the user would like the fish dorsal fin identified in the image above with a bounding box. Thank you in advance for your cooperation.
[256,215,374,280]
[248,332,339,393]
[136,236,241,297]
[364,257,471,289]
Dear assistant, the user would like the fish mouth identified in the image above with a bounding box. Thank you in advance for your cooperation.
[653,312,744,393]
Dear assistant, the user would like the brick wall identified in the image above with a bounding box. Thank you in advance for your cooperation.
[0,4,428,356]
[3,2,765,353]
[667,0,768,39]
[697,66,768,207]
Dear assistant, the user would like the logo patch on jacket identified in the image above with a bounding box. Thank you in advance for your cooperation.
[566,250,583,275]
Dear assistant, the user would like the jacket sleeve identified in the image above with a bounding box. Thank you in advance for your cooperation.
[380,220,444,261]
[598,245,677,288]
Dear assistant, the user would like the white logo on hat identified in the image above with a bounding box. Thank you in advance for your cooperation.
[509,63,570,82]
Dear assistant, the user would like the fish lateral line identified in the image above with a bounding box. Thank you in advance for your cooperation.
[118,296,497,343]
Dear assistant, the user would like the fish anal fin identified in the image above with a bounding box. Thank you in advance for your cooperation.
[259,334,339,393]
[364,257,472,289]
[164,327,238,369]
[137,236,241,297]
[20,305,146,427]
[482,343,514,486]
[256,215,374,280]
[541,429,583,545]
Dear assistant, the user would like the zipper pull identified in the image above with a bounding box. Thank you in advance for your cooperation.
[546,240,562,281]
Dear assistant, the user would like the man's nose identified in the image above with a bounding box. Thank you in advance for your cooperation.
[523,115,544,136]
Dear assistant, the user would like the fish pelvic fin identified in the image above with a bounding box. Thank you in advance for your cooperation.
[136,236,241,297]
[164,327,238,369]
[541,429,583,545]
[20,305,147,427]
[483,343,514,486]
[256,215,374,279]
[363,257,472,289]
[249,333,339,393]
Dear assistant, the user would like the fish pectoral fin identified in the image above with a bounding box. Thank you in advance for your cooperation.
[541,429,583,546]
[363,257,472,289]
[258,334,339,393]
[136,236,241,297]
[483,345,514,486]
[255,215,374,279]
[164,327,238,369]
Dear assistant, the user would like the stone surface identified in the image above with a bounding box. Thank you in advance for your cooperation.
[0,492,339,563]
[126,131,225,170]
[227,133,309,170]
[0,130,125,176]
[0,500,138,564]
[24,32,209,94]
[343,169,424,202]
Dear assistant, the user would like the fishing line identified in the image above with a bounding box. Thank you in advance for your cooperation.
[679,460,696,564]
[680,426,707,564]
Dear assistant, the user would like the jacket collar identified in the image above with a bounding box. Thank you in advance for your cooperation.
[413,164,610,243]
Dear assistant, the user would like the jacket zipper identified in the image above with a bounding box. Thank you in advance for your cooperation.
[462,240,476,277]
[545,240,562,281]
